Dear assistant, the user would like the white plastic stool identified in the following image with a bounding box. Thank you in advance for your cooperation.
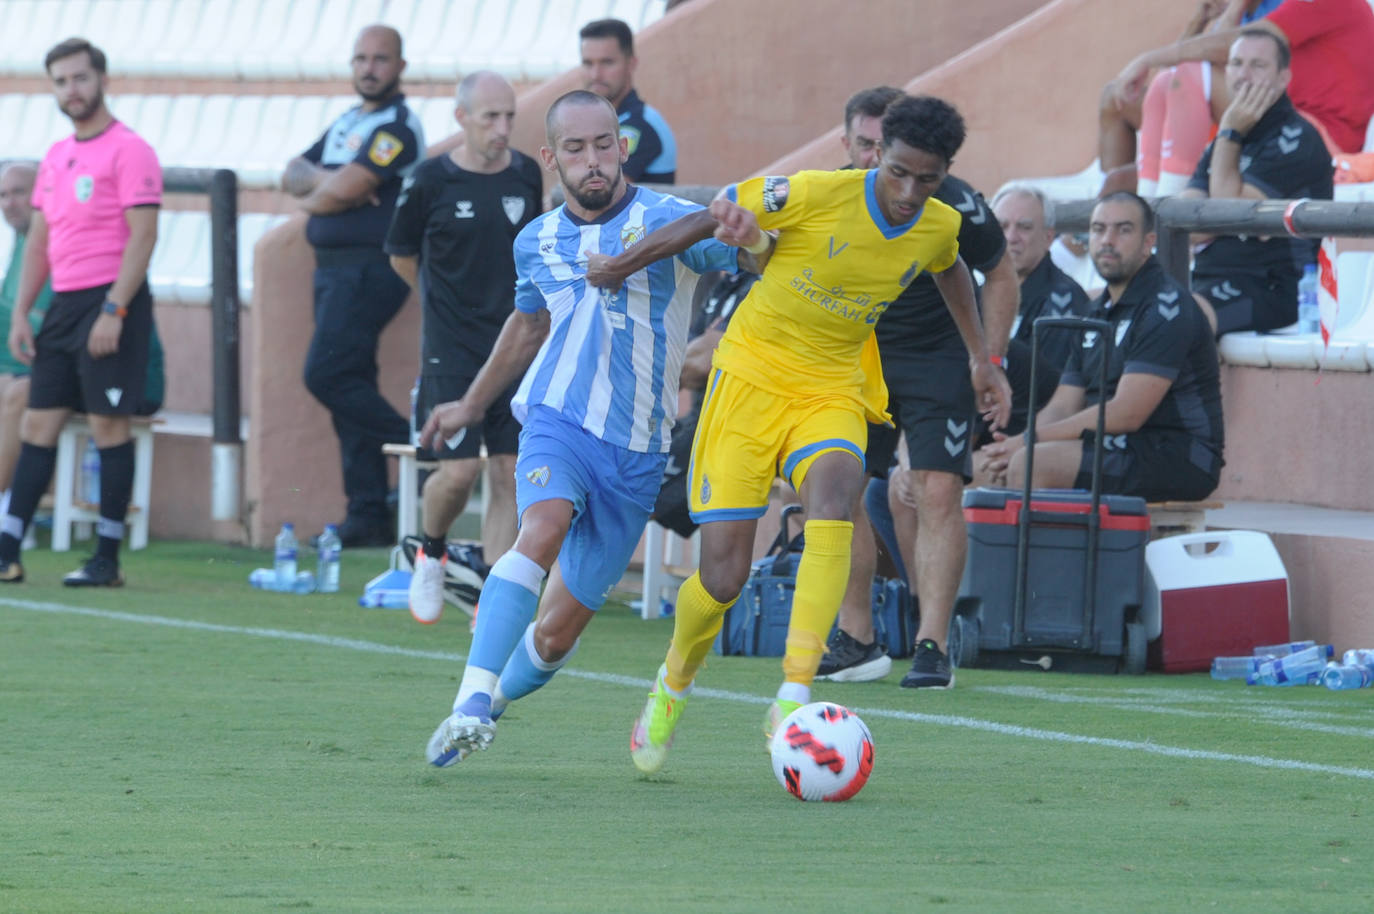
[382,442,489,545]
[52,415,157,551]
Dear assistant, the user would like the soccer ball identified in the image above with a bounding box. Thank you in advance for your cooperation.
[769,701,874,802]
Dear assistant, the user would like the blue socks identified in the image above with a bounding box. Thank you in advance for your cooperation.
[464,550,545,674]
[498,623,579,703]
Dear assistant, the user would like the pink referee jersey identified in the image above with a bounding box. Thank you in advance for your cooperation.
[31,121,161,293]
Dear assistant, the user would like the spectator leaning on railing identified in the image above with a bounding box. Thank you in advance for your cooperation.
[1180,28,1333,337]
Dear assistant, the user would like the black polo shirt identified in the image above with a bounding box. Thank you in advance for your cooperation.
[301,94,425,249]
[385,150,542,371]
[1188,94,1333,279]
[874,174,1006,363]
[1063,257,1224,477]
[1013,253,1092,374]
[618,89,676,184]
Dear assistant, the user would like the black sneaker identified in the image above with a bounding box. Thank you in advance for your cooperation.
[332,515,393,548]
[900,638,954,689]
[63,554,124,587]
[0,559,24,583]
[815,628,893,682]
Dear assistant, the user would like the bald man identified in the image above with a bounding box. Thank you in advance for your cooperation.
[283,24,426,547]
[385,71,543,624]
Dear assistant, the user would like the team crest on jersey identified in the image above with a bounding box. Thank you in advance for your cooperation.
[1082,330,1099,348]
[502,195,526,225]
[526,465,550,488]
[368,131,404,167]
[620,223,646,248]
[700,475,711,505]
[74,175,94,203]
[899,260,922,287]
[620,125,641,155]
[762,176,789,213]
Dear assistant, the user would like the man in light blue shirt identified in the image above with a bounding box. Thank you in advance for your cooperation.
[418,91,745,767]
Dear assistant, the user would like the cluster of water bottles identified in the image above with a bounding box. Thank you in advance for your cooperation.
[247,523,341,594]
[1210,640,1374,690]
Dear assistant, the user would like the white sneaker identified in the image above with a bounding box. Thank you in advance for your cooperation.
[408,552,446,624]
[425,694,496,767]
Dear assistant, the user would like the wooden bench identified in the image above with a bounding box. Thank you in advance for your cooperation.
[52,414,161,551]
[1147,500,1223,540]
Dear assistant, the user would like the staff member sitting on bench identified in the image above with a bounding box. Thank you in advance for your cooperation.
[980,192,1224,502]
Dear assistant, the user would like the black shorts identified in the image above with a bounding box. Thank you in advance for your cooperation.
[887,348,975,481]
[863,420,899,480]
[1072,429,1219,502]
[29,282,152,416]
[416,372,520,460]
[1192,271,1293,336]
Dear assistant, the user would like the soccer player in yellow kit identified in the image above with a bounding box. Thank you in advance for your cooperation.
[586,95,1011,773]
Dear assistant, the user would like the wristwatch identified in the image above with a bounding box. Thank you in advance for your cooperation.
[101,300,128,319]
[1217,128,1246,144]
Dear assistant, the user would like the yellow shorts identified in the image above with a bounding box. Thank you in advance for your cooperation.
[688,369,867,521]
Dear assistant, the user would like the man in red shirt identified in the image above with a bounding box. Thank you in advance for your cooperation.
[4,37,160,586]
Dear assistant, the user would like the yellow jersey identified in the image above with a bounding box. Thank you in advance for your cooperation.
[714,169,960,420]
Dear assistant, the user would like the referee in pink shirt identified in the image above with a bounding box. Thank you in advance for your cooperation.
[2,37,160,586]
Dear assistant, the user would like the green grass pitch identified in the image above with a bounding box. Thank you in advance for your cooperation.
[1,541,1371,913]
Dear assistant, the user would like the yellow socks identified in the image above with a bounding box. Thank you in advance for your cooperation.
[782,519,853,686]
[664,572,734,692]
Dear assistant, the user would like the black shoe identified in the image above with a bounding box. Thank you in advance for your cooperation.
[0,559,23,583]
[332,515,393,548]
[900,638,954,689]
[63,554,124,587]
[816,628,893,682]
[400,535,487,615]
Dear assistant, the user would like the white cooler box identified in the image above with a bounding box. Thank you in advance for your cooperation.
[1142,530,1290,672]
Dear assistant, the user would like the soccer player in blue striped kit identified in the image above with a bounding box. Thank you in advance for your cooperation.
[419,90,753,766]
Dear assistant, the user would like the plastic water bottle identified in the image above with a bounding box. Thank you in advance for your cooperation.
[1248,644,1328,686]
[409,379,421,446]
[1210,655,1264,680]
[250,566,315,594]
[1297,263,1320,334]
[316,524,341,593]
[1252,640,1316,657]
[81,438,101,505]
[274,523,298,591]
[1340,648,1374,670]
[1321,662,1372,690]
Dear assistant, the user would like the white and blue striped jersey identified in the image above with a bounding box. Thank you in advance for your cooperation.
[511,186,739,453]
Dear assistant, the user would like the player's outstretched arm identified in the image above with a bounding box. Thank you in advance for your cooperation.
[418,308,550,450]
[932,257,1012,430]
[585,209,719,291]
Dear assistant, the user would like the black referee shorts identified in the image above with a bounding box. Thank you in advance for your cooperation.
[416,372,521,460]
[29,281,152,416]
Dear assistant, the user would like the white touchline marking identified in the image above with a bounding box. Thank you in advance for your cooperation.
[977,685,1374,738]
[7,598,1374,781]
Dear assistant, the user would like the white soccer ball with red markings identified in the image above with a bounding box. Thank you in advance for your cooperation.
[769,701,874,802]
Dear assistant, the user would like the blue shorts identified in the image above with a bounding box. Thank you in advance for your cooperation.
[515,406,667,610]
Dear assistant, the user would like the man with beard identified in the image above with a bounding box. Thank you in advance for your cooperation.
[283,24,425,547]
[981,192,1224,503]
[579,18,676,184]
[419,91,748,767]
[385,71,542,624]
[1,38,159,586]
